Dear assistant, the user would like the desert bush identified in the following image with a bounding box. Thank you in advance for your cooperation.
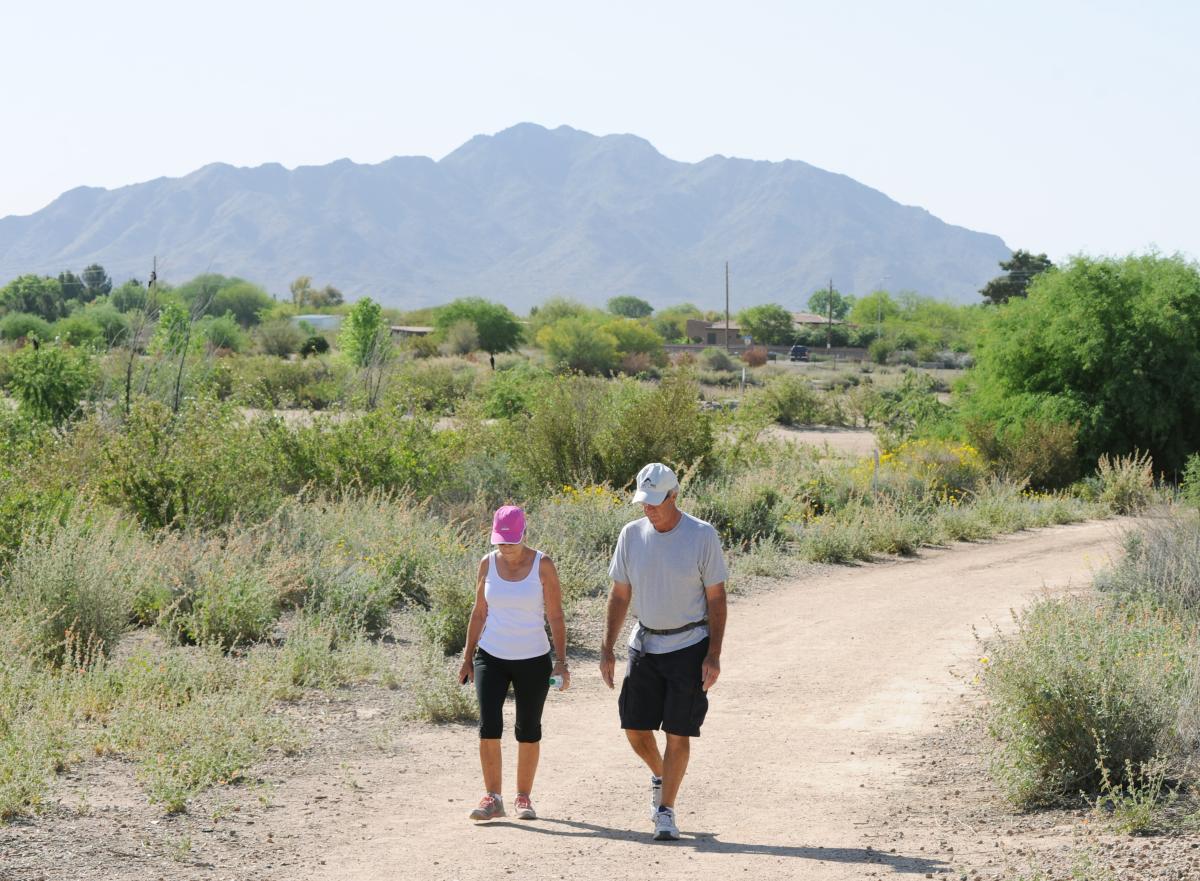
[7,342,97,425]
[2,511,143,667]
[419,552,480,655]
[101,397,284,530]
[967,417,1081,490]
[982,594,1193,807]
[274,407,448,497]
[728,538,799,584]
[443,319,480,355]
[52,313,105,348]
[232,355,345,409]
[399,357,478,414]
[1182,454,1200,507]
[410,647,477,723]
[261,617,381,696]
[256,318,305,356]
[699,347,735,371]
[477,361,550,418]
[868,338,894,364]
[158,535,285,650]
[0,313,53,343]
[200,313,247,353]
[513,372,712,492]
[741,346,768,367]
[688,477,790,549]
[1096,450,1155,514]
[1096,514,1200,617]
[300,335,330,357]
[867,439,987,501]
[748,374,831,426]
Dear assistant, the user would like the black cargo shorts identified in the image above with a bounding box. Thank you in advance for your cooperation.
[618,637,709,737]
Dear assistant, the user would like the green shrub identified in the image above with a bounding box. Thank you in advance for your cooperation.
[1096,514,1200,617]
[749,375,831,426]
[7,342,97,425]
[306,567,392,640]
[1096,450,1155,514]
[967,417,1081,490]
[868,338,894,365]
[399,357,478,414]
[699,347,736,371]
[275,407,447,497]
[982,594,1192,807]
[232,355,346,409]
[51,313,104,348]
[102,397,284,530]
[688,478,790,549]
[3,511,141,667]
[161,538,283,650]
[201,312,247,352]
[1180,454,1200,508]
[256,318,305,356]
[478,361,550,418]
[419,556,479,655]
[410,647,477,723]
[0,313,53,342]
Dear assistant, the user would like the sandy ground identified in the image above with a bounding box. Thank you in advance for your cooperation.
[13,519,1195,881]
[310,520,1124,881]
[762,425,880,457]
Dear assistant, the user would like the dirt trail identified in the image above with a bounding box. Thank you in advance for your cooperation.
[311,520,1124,881]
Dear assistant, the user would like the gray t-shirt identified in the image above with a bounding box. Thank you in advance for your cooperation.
[608,512,728,654]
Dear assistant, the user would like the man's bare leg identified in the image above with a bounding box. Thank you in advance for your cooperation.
[625,729,664,777]
[661,733,690,808]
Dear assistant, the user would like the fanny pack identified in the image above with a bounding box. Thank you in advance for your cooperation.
[639,619,708,636]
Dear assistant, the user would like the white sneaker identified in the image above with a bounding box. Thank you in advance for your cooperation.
[653,805,679,841]
[649,775,663,820]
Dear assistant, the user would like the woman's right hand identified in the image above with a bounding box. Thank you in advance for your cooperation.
[458,655,474,685]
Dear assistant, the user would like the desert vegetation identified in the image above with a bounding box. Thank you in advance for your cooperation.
[0,250,1198,833]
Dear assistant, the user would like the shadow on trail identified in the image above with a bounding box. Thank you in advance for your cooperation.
[486,818,950,873]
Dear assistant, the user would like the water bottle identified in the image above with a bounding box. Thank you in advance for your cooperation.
[549,674,564,691]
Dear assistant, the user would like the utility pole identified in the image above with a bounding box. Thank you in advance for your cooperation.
[826,278,834,350]
[725,261,731,354]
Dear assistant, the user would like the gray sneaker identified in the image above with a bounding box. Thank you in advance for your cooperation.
[649,775,663,820]
[469,793,505,821]
[653,805,680,841]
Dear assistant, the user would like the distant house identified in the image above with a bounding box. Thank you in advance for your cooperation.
[292,314,342,332]
[686,318,743,347]
[791,311,844,327]
[389,325,435,339]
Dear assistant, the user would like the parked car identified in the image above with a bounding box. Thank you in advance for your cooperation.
[789,345,809,362]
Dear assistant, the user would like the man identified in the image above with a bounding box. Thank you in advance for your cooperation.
[600,462,728,841]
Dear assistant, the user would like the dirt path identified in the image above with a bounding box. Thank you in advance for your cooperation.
[306,520,1123,881]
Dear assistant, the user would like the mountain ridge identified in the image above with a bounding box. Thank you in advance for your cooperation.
[0,123,1009,309]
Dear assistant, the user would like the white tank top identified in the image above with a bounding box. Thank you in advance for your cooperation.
[478,550,551,660]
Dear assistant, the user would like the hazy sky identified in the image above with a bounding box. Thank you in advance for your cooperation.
[2,0,1196,262]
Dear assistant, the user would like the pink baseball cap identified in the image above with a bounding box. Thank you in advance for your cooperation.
[490,506,526,544]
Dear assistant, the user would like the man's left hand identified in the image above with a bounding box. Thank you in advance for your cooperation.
[701,654,721,691]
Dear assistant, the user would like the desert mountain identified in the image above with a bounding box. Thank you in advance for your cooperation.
[0,124,1009,309]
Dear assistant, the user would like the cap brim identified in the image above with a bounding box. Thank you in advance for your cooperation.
[491,531,524,544]
[632,489,669,505]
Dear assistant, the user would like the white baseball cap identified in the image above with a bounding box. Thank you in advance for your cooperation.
[631,462,679,505]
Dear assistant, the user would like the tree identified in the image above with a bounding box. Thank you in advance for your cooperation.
[652,303,703,342]
[8,342,97,425]
[607,295,653,319]
[58,271,85,302]
[536,318,619,375]
[602,317,666,365]
[961,253,1200,474]
[528,297,593,336]
[290,276,315,309]
[737,304,795,345]
[980,250,1054,305]
[0,275,66,322]
[807,288,852,321]
[339,297,389,368]
[111,279,149,313]
[80,303,131,347]
[849,290,901,327]
[0,313,52,342]
[211,280,273,327]
[80,264,112,302]
[309,284,344,308]
[434,298,523,355]
[444,319,480,355]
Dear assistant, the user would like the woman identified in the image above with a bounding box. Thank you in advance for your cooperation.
[459,505,570,821]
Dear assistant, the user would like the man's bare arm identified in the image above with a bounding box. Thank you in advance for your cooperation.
[701,582,727,691]
[599,581,632,689]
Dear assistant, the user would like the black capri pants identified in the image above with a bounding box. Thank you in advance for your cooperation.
[474,648,552,742]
